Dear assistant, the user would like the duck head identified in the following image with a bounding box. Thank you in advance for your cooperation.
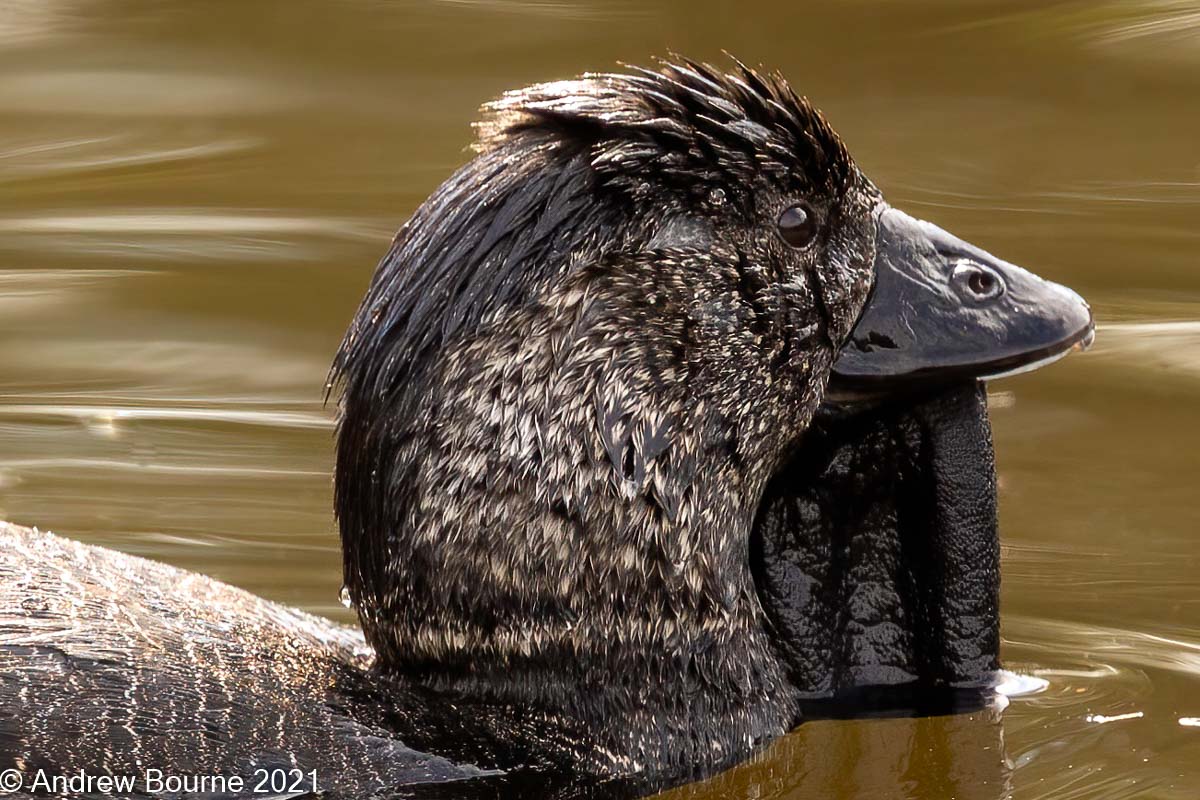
[332,59,1092,785]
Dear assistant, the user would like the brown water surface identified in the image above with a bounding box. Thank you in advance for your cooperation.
[2,1,1199,797]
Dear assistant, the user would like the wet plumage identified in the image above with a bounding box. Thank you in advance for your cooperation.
[331,58,879,776]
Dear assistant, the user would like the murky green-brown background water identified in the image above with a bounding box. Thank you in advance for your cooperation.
[2,1,1198,797]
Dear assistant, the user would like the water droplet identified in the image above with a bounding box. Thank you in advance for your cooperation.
[993,670,1049,697]
[1086,711,1143,724]
[708,187,726,206]
[339,585,354,609]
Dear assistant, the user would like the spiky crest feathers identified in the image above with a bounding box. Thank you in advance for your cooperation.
[474,58,854,200]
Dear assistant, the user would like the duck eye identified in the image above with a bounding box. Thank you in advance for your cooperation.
[952,262,1006,301]
[777,204,818,248]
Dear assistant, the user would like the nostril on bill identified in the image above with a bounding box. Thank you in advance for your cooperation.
[851,330,899,353]
[952,262,1005,301]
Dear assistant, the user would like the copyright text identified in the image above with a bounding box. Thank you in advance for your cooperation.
[0,767,319,796]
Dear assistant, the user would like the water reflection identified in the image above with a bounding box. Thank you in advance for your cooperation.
[927,1,1200,64]
[1098,320,1200,378]
[661,706,1011,800]
[0,134,257,180]
[0,212,389,261]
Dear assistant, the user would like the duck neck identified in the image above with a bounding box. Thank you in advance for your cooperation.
[389,471,800,776]
[341,256,826,776]
[352,402,804,774]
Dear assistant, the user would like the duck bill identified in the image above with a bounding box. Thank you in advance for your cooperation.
[830,205,1095,392]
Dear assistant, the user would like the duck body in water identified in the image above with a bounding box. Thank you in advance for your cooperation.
[0,59,1093,798]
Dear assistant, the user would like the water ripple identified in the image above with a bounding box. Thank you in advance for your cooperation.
[0,135,260,182]
[1094,320,1200,379]
[0,69,301,115]
[1012,615,1200,681]
[0,268,152,313]
[1089,2,1200,49]
[0,210,391,261]
[0,404,332,431]
[0,339,329,396]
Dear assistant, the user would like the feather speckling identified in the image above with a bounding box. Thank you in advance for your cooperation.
[331,57,880,778]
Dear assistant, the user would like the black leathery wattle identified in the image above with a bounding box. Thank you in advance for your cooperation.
[752,382,999,701]
[918,383,1001,684]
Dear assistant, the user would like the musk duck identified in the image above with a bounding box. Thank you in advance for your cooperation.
[0,58,1093,799]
